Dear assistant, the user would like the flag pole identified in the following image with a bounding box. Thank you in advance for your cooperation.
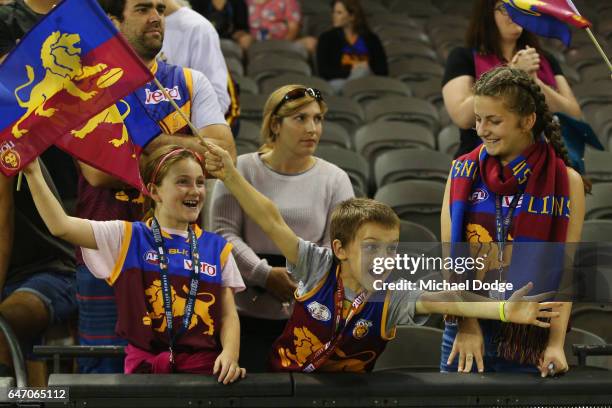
[584,27,612,73]
[16,172,22,191]
[151,78,214,149]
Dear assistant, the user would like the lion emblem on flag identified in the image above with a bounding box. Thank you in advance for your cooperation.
[12,31,122,138]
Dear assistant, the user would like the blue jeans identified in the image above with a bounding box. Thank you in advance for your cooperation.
[440,320,538,373]
[3,271,77,356]
[76,264,126,373]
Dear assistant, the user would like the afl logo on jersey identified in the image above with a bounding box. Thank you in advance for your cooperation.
[470,188,488,203]
[307,301,331,322]
[143,250,159,265]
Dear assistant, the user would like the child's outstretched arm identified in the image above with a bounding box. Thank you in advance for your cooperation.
[204,143,299,265]
[23,159,97,249]
[415,282,562,328]
[214,287,246,384]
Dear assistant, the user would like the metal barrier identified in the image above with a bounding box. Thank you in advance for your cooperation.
[0,316,26,388]
[44,368,612,407]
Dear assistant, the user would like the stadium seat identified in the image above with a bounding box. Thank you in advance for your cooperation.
[237,120,261,145]
[592,106,612,149]
[341,76,412,105]
[374,179,445,237]
[566,47,609,73]
[355,122,436,164]
[585,183,612,220]
[377,26,430,45]
[239,94,269,122]
[388,1,441,18]
[572,304,612,343]
[316,146,370,196]
[303,14,332,38]
[410,77,443,107]
[374,149,451,188]
[373,326,443,371]
[260,74,335,97]
[360,0,389,15]
[323,95,365,132]
[384,41,439,63]
[564,328,612,369]
[580,219,612,242]
[247,55,312,84]
[320,122,352,149]
[364,96,440,133]
[399,220,438,243]
[389,58,444,83]
[300,0,329,16]
[220,38,243,61]
[573,81,612,110]
[584,150,612,183]
[247,40,308,62]
[236,140,258,156]
[234,75,259,95]
[369,14,421,32]
[580,64,612,82]
[225,56,244,77]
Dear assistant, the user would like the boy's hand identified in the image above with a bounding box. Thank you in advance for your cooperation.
[204,142,237,181]
[538,345,568,377]
[213,350,246,385]
[504,282,562,327]
[448,319,485,373]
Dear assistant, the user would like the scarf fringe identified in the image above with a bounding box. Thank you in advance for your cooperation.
[496,322,550,366]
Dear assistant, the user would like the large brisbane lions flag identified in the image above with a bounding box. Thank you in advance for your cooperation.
[0,0,153,178]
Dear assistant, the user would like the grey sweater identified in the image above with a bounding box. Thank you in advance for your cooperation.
[211,152,354,319]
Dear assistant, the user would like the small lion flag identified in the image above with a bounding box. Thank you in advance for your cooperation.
[55,93,161,192]
[502,0,592,47]
[0,0,153,176]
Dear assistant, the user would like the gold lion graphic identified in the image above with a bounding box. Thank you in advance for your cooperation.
[277,326,376,372]
[12,31,112,138]
[466,223,513,279]
[144,279,215,335]
[70,99,131,147]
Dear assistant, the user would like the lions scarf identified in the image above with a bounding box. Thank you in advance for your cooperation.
[449,140,570,365]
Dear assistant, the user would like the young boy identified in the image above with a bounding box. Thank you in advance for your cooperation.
[203,144,561,373]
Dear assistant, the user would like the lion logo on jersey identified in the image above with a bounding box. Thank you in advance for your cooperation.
[144,280,215,335]
[277,326,377,373]
[352,319,372,340]
[12,31,118,138]
[70,99,131,147]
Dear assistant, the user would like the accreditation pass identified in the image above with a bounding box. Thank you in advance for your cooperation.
[6,387,69,402]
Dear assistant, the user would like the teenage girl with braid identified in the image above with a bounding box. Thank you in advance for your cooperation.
[440,66,586,376]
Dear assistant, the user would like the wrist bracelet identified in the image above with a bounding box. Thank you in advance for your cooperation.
[499,301,508,322]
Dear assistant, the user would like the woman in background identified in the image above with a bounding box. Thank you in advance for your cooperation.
[442,0,581,158]
[316,0,388,91]
[211,85,354,372]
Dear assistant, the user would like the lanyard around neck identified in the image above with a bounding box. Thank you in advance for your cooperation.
[302,268,369,373]
[150,217,201,362]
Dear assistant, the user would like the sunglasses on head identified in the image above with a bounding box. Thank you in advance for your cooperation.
[272,87,323,116]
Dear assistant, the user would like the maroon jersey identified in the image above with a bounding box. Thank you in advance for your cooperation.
[268,261,395,373]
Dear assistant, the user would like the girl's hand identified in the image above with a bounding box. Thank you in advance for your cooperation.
[538,345,568,377]
[505,282,562,327]
[203,142,236,181]
[22,158,41,177]
[509,46,540,75]
[448,319,485,373]
[213,350,246,385]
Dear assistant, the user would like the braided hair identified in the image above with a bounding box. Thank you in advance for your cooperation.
[473,66,571,166]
